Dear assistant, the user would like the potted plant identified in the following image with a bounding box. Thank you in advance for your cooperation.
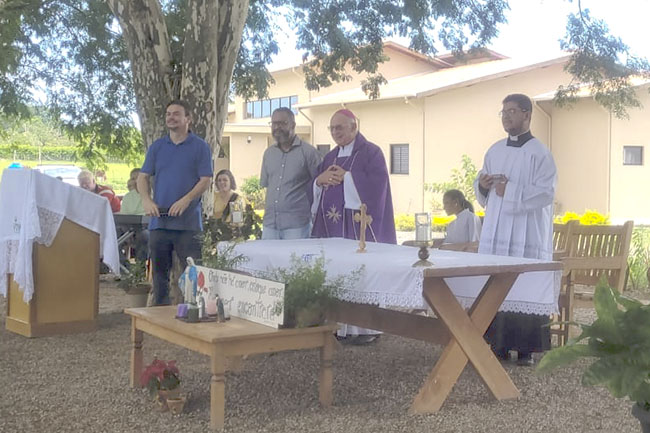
[119,260,151,308]
[269,254,362,328]
[139,358,186,413]
[537,279,650,432]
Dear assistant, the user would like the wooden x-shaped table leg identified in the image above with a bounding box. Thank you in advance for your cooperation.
[410,272,521,413]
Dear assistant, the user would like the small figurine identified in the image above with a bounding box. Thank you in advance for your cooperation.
[197,295,206,319]
[206,296,217,316]
[179,257,199,304]
[216,297,226,323]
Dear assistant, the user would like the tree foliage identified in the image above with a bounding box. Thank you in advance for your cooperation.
[0,0,647,163]
[556,2,650,118]
[425,154,479,211]
[0,0,143,167]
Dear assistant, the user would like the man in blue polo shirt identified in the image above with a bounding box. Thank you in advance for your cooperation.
[137,100,213,305]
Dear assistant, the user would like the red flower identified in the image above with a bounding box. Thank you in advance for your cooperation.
[140,358,181,395]
[198,271,205,288]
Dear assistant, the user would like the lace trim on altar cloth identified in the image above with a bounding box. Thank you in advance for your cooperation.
[239,265,428,310]
[0,207,65,299]
[455,297,557,315]
[0,240,19,297]
[238,265,560,316]
[34,206,64,246]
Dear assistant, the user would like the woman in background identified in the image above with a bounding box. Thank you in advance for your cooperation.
[213,169,247,224]
[442,189,482,244]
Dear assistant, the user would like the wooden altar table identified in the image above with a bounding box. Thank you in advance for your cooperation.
[328,261,562,413]
[229,238,563,413]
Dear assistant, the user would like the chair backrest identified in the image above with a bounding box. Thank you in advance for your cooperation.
[438,241,479,253]
[566,220,634,292]
[553,220,577,259]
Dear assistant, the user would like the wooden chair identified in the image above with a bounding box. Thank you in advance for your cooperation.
[550,220,634,345]
[551,268,574,347]
[566,220,634,294]
[552,220,577,260]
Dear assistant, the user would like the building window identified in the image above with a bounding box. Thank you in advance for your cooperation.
[244,95,299,119]
[317,144,331,156]
[623,146,643,165]
[390,144,409,174]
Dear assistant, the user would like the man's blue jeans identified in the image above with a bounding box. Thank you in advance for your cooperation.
[149,229,201,305]
[261,223,311,240]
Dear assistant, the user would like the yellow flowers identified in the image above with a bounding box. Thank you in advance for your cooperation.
[554,210,610,225]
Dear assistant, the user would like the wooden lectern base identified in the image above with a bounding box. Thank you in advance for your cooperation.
[5,218,100,338]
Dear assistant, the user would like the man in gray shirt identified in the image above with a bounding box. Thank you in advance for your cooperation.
[261,107,322,239]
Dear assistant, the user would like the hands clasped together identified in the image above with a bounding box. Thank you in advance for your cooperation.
[143,196,192,217]
[316,164,346,188]
[479,173,508,197]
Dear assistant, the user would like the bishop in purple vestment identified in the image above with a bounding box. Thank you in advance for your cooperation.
[310,109,396,244]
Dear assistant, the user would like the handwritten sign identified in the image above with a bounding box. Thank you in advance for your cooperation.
[193,265,285,328]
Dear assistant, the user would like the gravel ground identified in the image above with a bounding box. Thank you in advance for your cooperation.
[0,278,642,433]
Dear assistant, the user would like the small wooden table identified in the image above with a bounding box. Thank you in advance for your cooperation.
[124,307,338,430]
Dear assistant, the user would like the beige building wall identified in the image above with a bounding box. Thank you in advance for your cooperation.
[227,133,268,188]
[229,49,650,219]
[421,63,569,211]
[304,98,425,214]
[226,132,313,191]
[231,44,443,126]
[540,98,610,215]
[609,87,650,220]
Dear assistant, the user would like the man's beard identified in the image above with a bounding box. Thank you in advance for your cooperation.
[273,131,292,144]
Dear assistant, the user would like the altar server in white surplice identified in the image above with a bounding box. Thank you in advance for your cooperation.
[474,93,557,366]
[442,189,482,244]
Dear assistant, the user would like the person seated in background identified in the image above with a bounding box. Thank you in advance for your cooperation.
[213,169,248,222]
[78,169,121,213]
[208,169,260,241]
[440,189,482,245]
[118,168,148,262]
[120,169,145,215]
[94,169,107,184]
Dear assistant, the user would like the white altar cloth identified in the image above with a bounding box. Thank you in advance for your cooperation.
[229,238,560,315]
[0,168,120,301]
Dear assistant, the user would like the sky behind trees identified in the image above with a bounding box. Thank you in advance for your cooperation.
[269,0,650,70]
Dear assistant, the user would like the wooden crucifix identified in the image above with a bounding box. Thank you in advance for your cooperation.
[354,203,373,253]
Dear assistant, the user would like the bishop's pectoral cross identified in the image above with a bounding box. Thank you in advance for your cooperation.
[354,203,372,253]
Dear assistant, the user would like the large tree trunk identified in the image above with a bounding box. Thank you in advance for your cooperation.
[181,0,249,215]
[108,0,249,216]
[106,0,174,147]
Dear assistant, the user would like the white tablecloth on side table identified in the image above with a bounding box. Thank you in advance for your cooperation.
[0,168,120,301]
[227,238,560,316]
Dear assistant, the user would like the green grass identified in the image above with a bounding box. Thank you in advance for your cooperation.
[0,159,138,194]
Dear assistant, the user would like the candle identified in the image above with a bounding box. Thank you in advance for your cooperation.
[415,213,431,242]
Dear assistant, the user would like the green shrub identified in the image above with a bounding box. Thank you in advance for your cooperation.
[394,213,458,232]
[628,226,650,291]
[240,175,265,210]
[537,279,650,410]
[268,254,362,328]
[425,154,479,211]
[0,144,79,160]
[394,214,415,231]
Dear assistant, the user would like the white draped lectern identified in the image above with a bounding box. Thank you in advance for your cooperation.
[0,168,120,337]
